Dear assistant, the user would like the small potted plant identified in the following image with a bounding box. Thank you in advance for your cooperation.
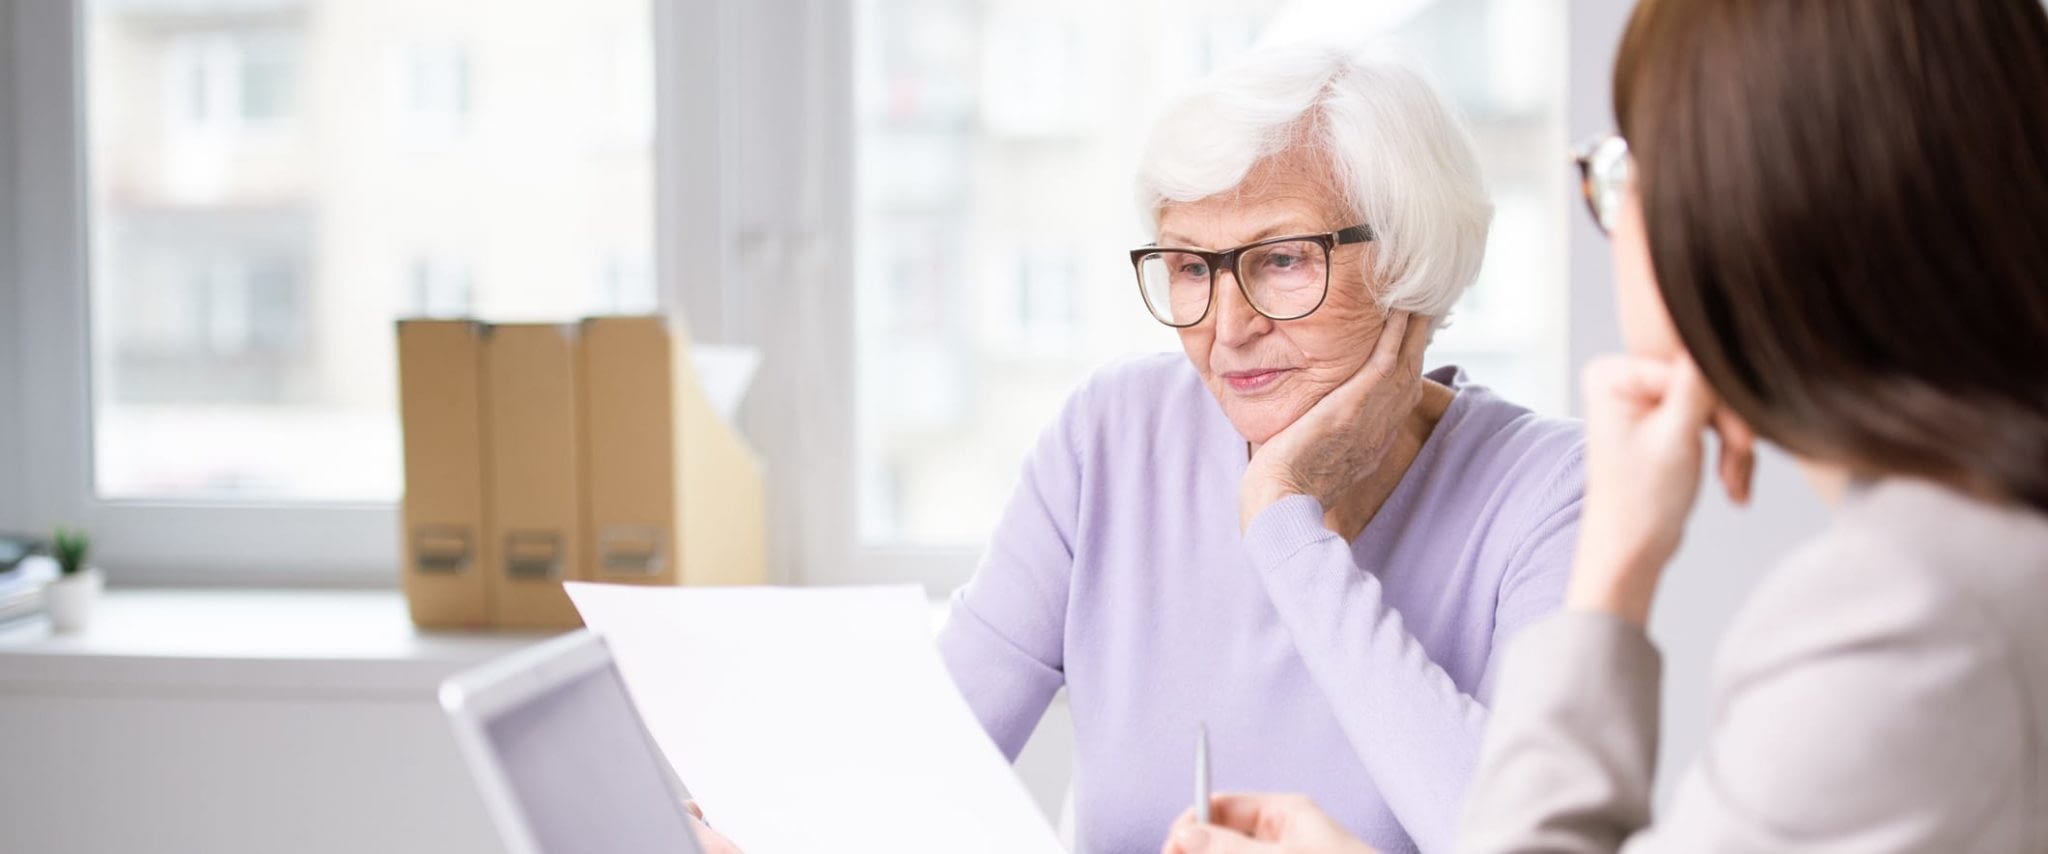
[43,527,101,633]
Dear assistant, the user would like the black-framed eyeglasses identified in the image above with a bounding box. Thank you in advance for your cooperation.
[1128,225,1374,328]
[1574,133,1631,236]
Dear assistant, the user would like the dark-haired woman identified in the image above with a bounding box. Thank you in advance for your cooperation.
[1161,1,2048,851]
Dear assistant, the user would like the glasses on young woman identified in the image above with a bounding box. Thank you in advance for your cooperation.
[1574,134,1632,235]
[1128,225,1375,328]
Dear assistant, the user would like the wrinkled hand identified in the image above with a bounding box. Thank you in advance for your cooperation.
[682,800,744,854]
[1160,793,1380,854]
[1240,312,1433,531]
[1567,355,1755,625]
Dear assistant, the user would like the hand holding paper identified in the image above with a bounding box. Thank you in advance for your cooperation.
[565,583,1063,854]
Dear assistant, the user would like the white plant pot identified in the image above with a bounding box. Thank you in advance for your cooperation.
[44,566,103,634]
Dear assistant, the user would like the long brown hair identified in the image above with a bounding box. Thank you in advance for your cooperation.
[1615,0,2048,513]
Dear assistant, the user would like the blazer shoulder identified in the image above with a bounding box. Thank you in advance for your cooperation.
[1717,483,2045,692]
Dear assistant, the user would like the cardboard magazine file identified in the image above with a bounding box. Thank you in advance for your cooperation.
[484,322,588,629]
[395,319,492,629]
[578,315,766,587]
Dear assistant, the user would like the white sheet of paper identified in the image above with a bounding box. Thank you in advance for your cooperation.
[565,583,1064,854]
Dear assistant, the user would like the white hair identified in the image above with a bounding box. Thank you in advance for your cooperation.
[1136,45,1493,318]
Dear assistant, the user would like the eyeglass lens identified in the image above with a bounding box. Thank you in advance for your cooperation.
[1137,239,1329,326]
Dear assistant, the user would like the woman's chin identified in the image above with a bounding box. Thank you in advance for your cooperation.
[1223,404,1305,447]
[1209,378,1315,445]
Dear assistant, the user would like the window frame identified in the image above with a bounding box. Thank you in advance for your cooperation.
[0,0,25,543]
[693,0,975,591]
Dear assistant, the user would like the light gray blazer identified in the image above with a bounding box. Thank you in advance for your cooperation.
[1459,478,2048,852]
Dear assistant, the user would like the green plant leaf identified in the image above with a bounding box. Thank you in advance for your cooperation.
[51,526,90,576]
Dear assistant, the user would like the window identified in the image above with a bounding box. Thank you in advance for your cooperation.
[853,0,1568,548]
[164,29,297,139]
[9,0,1569,585]
[85,0,657,503]
[407,254,475,318]
[395,41,469,146]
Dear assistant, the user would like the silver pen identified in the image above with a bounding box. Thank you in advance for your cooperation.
[1195,722,1211,824]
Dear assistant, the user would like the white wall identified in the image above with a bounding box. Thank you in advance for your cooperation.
[1563,0,1832,802]
[0,690,500,853]
[0,0,23,531]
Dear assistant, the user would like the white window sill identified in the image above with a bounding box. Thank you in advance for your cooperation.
[0,586,958,697]
[0,588,557,696]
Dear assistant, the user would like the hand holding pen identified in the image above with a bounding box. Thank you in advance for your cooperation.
[1161,725,1380,854]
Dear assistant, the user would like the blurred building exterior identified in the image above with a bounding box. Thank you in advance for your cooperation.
[85,0,1564,552]
[89,0,653,499]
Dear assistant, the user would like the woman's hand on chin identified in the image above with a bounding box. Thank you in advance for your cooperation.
[1567,354,1755,626]
[1160,793,1379,854]
[1239,311,1433,532]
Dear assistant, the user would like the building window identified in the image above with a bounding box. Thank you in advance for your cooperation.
[407,255,474,318]
[396,41,470,146]
[163,29,298,139]
[853,0,1568,547]
[85,0,657,503]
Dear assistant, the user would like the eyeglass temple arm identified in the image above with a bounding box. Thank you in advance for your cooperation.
[1334,224,1374,245]
[1128,224,1374,259]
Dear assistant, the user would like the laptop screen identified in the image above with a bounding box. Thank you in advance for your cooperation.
[482,662,701,854]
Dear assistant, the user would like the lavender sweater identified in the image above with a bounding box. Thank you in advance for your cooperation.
[938,355,1584,854]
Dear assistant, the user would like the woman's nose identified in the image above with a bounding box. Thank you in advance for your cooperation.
[1210,271,1273,345]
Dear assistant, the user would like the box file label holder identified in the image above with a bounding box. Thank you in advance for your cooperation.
[597,525,668,577]
[411,526,474,575]
[503,531,565,580]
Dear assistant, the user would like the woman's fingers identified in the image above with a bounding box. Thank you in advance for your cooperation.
[1582,355,1674,412]
[689,815,745,854]
[1656,358,1718,430]
[1238,310,1433,528]
[1169,795,1288,854]
[1585,354,1717,435]
[1204,792,1282,836]
[1394,312,1433,376]
[1569,353,1716,625]
[1161,810,1197,854]
[681,802,742,854]
[1161,793,1290,843]
[1169,823,1278,854]
[1268,312,1420,445]
[1358,310,1428,382]
[1363,311,1414,380]
[1325,312,1427,414]
[1166,793,1377,854]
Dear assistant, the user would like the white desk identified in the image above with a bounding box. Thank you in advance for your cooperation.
[0,590,551,854]
[0,589,1077,854]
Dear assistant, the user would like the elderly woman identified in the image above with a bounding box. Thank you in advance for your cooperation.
[936,46,1582,854]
